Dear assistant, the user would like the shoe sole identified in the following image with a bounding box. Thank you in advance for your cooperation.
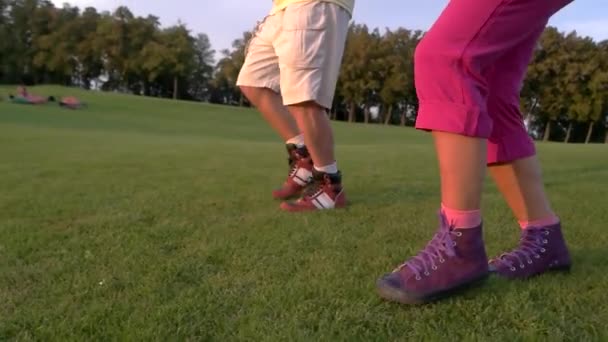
[279,196,348,212]
[376,273,489,305]
[279,203,347,212]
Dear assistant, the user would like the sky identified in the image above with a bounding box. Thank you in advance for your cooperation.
[51,0,608,61]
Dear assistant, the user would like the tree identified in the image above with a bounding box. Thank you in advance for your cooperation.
[0,0,8,82]
[526,27,572,141]
[32,4,82,85]
[6,0,45,83]
[377,28,405,124]
[562,33,596,143]
[92,6,140,90]
[338,24,379,122]
[376,28,420,125]
[188,33,215,101]
[0,1,606,143]
[585,60,608,143]
[160,24,196,99]
[211,31,250,105]
[522,28,608,143]
[75,7,104,88]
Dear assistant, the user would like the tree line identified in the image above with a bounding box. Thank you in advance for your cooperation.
[0,0,215,100]
[1,1,607,143]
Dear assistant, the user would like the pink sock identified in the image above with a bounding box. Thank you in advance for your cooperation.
[441,204,482,229]
[518,216,560,229]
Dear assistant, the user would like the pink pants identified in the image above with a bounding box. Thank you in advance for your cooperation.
[414,0,573,164]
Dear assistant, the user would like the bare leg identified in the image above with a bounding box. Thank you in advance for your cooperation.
[434,132,486,211]
[288,101,335,167]
[489,156,556,222]
[240,86,300,141]
[240,86,313,200]
[279,101,345,212]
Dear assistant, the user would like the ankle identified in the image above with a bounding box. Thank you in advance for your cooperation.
[312,169,342,187]
[441,204,482,229]
[518,215,560,229]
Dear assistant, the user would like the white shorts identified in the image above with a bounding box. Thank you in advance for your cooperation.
[236,1,350,109]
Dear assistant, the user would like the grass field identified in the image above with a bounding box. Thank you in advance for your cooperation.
[1,86,607,341]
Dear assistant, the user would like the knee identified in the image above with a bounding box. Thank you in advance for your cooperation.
[414,35,488,107]
[413,37,466,102]
[288,101,325,117]
[414,35,479,77]
[415,37,454,74]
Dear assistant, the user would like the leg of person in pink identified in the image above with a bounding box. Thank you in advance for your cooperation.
[484,27,569,278]
[376,0,573,305]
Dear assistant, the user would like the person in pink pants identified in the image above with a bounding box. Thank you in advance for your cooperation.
[377,0,574,304]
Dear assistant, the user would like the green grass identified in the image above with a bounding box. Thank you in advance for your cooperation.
[1,86,607,341]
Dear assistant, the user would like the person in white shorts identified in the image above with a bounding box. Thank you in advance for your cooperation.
[237,0,354,212]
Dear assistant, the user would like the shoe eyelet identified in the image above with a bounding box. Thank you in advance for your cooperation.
[510,267,516,271]
[432,265,438,270]
[415,275,421,281]
[528,260,533,264]
[541,248,546,253]
[439,258,445,263]
[535,254,540,259]
[455,232,463,237]
[545,230,550,236]
[424,271,430,276]
[543,239,548,244]
[452,241,457,247]
[520,264,525,269]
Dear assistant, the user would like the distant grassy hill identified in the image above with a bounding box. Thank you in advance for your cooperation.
[1,86,607,340]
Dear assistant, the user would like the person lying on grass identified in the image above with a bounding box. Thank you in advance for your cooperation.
[59,96,86,109]
[11,86,52,104]
[8,94,52,105]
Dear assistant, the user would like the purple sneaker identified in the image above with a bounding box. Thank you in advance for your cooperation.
[489,223,571,279]
[376,212,489,305]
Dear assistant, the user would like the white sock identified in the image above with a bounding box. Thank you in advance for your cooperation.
[314,162,338,174]
[286,134,305,147]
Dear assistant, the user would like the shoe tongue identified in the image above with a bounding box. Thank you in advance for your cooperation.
[519,229,546,248]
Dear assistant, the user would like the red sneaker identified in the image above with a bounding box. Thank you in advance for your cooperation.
[280,170,346,212]
[272,144,313,200]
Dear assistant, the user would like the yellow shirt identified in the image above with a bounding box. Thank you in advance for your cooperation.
[270,0,355,16]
